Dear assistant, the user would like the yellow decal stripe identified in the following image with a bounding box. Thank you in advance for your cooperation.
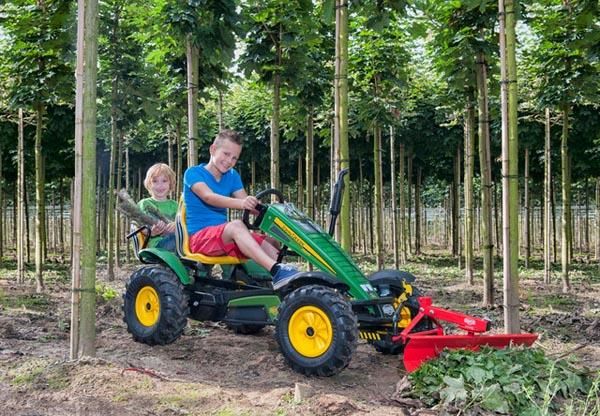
[274,218,335,274]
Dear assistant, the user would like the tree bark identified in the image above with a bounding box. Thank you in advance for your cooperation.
[334,0,350,250]
[500,0,521,332]
[476,50,494,306]
[560,103,571,292]
[72,0,98,359]
[415,166,422,256]
[186,37,199,166]
[374,124,384,268]
[306,109,314,219]
[17,109,26,285]
[390,126,399,268]
[270,28,282,190]
[399,142,407,263]
[544,108,552,284]
[464,102,475,284]
[34,102,45,292]
[524,147,530,268]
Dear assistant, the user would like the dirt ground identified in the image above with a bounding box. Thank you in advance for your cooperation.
[0,255,599,416]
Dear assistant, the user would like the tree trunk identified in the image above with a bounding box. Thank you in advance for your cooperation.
[115,132,124,268]
[0,144,3,258]
[297,154,303,208]
[398,142,407,263]
[464,102,475,284]
[524,147,530,268]
[306,109,314,219]
[334,0,350,251]
[34,103,45,292]
[560,103,571,292]
[544,108,552,284]
[390,126,399,268]
[72,0,98,359]
[595,177,599,262]
[107,74,118,281]
[415,166,422,256]
[186,37,199,166]
[452,147,460,257]
[476,50,494,306]
[374,124,384,268]
[176,118,182,196]
[499,0,521,331]
[17,109,26,284]
[270,74,281,190]
[407,147,413,254]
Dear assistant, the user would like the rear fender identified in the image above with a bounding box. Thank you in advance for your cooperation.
[277,271,349,296]
[138,248,192,285]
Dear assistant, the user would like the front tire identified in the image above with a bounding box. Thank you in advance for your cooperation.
[123,266,189,345]
[276,285,358,377]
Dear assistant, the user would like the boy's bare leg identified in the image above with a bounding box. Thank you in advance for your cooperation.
[222,220,276,271]
[261,238,279,261]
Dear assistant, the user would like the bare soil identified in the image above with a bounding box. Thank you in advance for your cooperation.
[1,255,598,416]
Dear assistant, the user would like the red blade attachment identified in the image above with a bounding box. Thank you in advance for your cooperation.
[403,333,538,372]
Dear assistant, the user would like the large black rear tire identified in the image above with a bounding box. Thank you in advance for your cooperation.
[276,285,358,377]
[123,266,189,345]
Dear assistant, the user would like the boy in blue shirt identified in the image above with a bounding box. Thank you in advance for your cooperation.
[183,129,298,287]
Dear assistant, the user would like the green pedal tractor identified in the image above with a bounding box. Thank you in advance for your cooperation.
[123,170,537,376]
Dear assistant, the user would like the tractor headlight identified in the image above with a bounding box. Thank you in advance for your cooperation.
[382,304,395,316]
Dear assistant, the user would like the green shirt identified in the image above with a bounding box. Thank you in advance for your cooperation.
[137,198,178,248]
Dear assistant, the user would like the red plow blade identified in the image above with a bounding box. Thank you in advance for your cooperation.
[394,297,538,372]
[403,333,538,372]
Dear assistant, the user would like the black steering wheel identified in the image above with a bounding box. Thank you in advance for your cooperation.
[242,188,286,230]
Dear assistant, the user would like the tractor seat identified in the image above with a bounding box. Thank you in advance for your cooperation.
[175,198,244,265]
[128,224,149,261]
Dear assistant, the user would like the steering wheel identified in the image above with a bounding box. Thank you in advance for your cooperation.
[242,188,285,230]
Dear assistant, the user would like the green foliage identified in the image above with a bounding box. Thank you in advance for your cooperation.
[409,347,595,415]
[95,283,118,301]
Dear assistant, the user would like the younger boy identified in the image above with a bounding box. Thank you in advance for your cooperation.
[138,163,178,251]
[183,129,297,287]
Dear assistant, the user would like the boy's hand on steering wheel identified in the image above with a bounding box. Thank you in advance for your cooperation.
[240,196,259,214]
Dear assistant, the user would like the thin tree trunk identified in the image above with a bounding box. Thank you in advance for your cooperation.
[186,37,199,165]
[560,103,571,292]
[0,144,3,258]
[399,142,407,263]
[373,124,384,268]
[595,177,599,262]
[524,147,530,268]
[106,74,118,281]
[270,25,282,191]
[390,126,399,268]
[452,147,460,257]
[306,109,314,219]
[34,103,45,292]
[499,0,521,331]
[176,118,182,196]
[407,147,413,254]
[17,109,26,284]
[415,166,422,256]
[72,0,98,359]
[297,155,303,208]
[464,102,475,284]
[476,50,494,306]
[544,108,552,284]
[115,132,124,268]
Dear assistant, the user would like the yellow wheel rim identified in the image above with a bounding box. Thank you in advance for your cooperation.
[288,306,333,358]
[135,286,160,327]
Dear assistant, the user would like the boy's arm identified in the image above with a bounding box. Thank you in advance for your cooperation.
[191,182,258,211]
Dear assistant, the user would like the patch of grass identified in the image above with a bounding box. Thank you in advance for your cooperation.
[526,293,579,311]
[0,291,50,311]
[4,359,70,390]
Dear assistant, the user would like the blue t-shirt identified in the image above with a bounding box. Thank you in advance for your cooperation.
[183,163,244,235]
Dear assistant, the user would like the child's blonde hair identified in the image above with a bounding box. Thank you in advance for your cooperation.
[144,163,176,194]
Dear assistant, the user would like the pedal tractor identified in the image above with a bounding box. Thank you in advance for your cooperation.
[123,170,536,376]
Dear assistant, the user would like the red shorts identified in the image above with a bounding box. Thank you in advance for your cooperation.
[189,223,266,258]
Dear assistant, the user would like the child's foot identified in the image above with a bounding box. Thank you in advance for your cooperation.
[272,264,299,289]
